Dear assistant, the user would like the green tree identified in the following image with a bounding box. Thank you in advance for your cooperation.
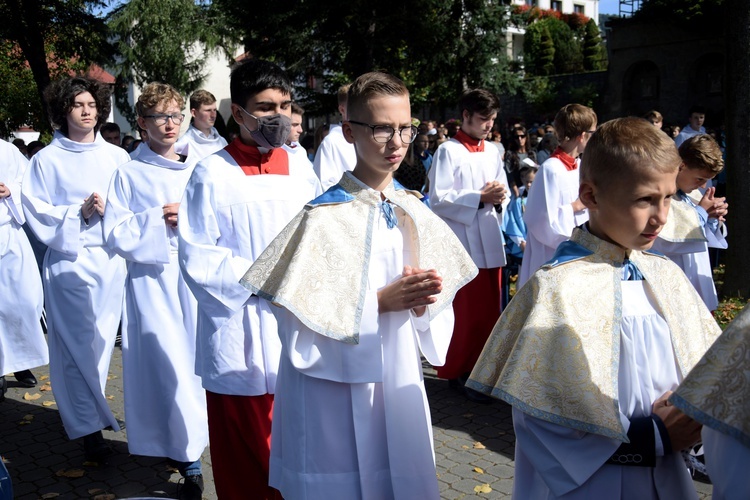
[0,0,113,133]
[107,0,233,126]
[210,0,521,112]
[582,19,606,71]
[523,17,583,76]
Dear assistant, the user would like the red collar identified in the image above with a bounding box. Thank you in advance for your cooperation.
[550,147,578,171]
[454,129,484,153]
[225,138,289,176]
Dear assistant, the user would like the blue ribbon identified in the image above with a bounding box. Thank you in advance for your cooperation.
[623,259,644,281]
[380,201,398,229]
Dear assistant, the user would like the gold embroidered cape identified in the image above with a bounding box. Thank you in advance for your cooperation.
[467,228,721,441]
[658,194,706,243]
[240,172,478,344]
[671,304,750,447]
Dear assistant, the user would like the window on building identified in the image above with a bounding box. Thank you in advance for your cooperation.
[574,4,585,14]
[526,0,538,6]
[551,1,563,11]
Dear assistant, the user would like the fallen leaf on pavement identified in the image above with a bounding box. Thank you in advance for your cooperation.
[39,383,52,391]
[82,461,100,467]
[93,494,116,500]
[22,414,34,421]
[55,468,85,478]
[23,392,41,401]
[106,395,114,400]
[39,375,49,381]
[474,483,493,493]
[42,401,56,407]
[40,493,60,499]
[473,441,486,449]
[461,445,469,450]
[88,489,104,495]
[474,466,484,474]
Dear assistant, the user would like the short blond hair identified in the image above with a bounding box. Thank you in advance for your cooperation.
[554,103,597,141]
[136,82,184,117]
[678,134,724,175]
[581,117,680,189]
[347,73,408,120]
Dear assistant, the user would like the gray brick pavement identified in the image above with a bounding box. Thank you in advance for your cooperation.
[1,353,713,499]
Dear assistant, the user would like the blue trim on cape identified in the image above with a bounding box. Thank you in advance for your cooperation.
[670,393,750,449]
[464,379,627,441]
[308,183,355,206]
[542,240,593,268]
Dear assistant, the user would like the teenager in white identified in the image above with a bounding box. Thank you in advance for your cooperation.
[313,84,357,190]
[22,77,129,460]
[103,83,207,498]
[175,89,228,161]
[0,140,47,399]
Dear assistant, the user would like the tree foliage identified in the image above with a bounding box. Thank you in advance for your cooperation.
[582,19,606,71]
[211,0,521,112]
[107,0,234,126]
[0,0,113,134]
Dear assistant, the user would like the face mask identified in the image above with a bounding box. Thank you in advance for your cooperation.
[238,107,292,149]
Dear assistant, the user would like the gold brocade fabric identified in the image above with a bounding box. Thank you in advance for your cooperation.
[240,172,478,344]
[658,194,706,243]
[468,227,721,441]
[671,304,750,447]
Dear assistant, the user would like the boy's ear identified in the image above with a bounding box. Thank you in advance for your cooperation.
[579,180,598,210]
[136,116,147,132]
[190,108,198,119]
[342,121,355,144]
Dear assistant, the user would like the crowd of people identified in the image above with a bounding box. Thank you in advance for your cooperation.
[0,59,746,500]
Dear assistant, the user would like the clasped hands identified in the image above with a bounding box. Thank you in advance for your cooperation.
[378,265,443,317]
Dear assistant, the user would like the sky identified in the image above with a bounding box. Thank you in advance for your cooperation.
[599,0,624,15]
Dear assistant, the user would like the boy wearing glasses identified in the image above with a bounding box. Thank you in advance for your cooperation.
[178,60,320,499]
[22,77,129,462]
[103,83,207,499]
[241,72,477,499]
[427,89,510,402]
[519,103,597,288]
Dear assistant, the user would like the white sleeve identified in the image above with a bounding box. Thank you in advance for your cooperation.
[21,156,83,256]
[3,145,28,224]
[428,146,482,226]
[103,169,171,264]
[178,165,252,331]
[524,164,577,249]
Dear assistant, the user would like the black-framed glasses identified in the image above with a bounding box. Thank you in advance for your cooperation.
[143,113,185,126]
[348,120,418,144]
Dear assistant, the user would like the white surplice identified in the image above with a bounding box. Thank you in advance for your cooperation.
[651,196,726,311]
[512,281,697,499]
[313,124,356,191]
[0,140,47,374]
[178,149,321,396]
[175,125,228,161]
[103,145,207,462]
[428,138,510,269]
[22,132,129,439]
[519,156,588,287]
[269,201,454,500]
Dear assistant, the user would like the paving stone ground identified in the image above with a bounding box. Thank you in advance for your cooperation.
[1,352,713,499]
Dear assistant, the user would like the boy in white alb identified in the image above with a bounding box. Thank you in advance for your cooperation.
[175,89,228,161]
[519,104,596,288]
[22,77,129,461]
[241,71,477,500]
[282,102,312,168]
[428,89,509,401]
[178,60,321,499]
[313,84,357,190]
[103,83,207,499]
[651,134,728,311]
[0,140,47,401]
[469,117,721,499]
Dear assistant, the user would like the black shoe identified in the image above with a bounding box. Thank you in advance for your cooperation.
[179,474,204,500]
[83,431,113,463]
[0,376,6,402]
[448,377,466,394]
[13,369,37,387]
[464,387,494,405]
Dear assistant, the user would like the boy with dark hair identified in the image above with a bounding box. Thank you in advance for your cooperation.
[241,71,476,500]
[178,59,320,499]
[675,105,707,147]
[100,122,121,146]
[428,88,509,402]
[519,103,597,287]
[103,82,207,499]
[652,134,728,311]
[176,89,228,160]
[22,76,130,460]
[468,117,721,499]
